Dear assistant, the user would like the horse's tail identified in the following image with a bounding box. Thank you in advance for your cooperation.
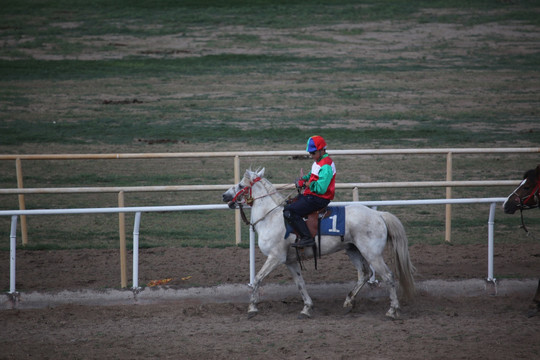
[380,211,416,299]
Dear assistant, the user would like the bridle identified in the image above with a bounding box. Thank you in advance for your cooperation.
[510,179,540,237]
[520,182,540,211]
[229,176,294,228]
[231,176,263,207]
[508,179,540,211]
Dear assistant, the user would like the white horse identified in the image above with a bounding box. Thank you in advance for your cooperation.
[222,168,415,319]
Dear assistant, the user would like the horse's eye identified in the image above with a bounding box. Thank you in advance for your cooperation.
[238,184,245,190]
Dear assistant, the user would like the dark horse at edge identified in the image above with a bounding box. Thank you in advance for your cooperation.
[503,164,540,316]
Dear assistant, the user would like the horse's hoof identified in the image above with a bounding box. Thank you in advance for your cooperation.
[385,308,400,319]
[527,306,539,318]
[247,311,258,319]
[343,301,354,314]
[297,312,311,320]
[343,298,354,310]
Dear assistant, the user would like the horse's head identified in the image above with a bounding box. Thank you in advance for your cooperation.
[503,164,540,214]
[222,168,265,209]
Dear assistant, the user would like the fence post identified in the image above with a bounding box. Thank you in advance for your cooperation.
[445,152,453,242]
[10,215,18,294]
[234,155,241,245]
[118,191,127,288]
[15,158,28,246]
[249,224,256,286]
[132,212,141,289]
[487,202,496,282]
[353,187,359,202]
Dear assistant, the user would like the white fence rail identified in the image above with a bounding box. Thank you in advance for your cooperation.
[2,197,506,294]
[0,180,519,195]
[2,147,537,289]
[2,147,538,246]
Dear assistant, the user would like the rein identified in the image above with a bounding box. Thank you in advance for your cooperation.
[522,182,540,210]
[231,177,262,206]
[238,202,283,228]
[519,208,538,240]
[517,181,540,240]
[232,178,295,228]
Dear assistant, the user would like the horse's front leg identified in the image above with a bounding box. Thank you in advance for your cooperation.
[248,255,282,319]
[286,261,313,319]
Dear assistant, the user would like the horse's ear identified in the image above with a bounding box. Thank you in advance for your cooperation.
[243,169,254,182]
[257,168,265,177]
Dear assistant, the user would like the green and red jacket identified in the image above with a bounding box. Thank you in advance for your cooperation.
[301,153,336,200]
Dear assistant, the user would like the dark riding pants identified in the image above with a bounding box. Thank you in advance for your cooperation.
[283,194,330,239]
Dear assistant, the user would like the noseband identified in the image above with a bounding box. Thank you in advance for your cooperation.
[517,181,540,211]
[512,180,540,238]
[231,177,262,206]
[230,176,291,228]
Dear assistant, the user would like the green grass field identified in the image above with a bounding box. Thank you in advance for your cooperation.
[1,0,539,249]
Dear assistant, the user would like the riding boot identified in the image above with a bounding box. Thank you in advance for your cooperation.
[290,216,315,248]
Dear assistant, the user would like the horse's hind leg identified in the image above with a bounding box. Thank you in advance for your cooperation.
[369,256,400,319]
[343,246,370,312]
[528,279,540,317]
[533,279,540,305]
[286,261,313,319]
[248,256,281,319]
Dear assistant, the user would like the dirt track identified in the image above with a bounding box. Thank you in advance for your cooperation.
[1,294,539,360]
[1,244,539,359]
[1,3,540,358]
[2,243,539,292]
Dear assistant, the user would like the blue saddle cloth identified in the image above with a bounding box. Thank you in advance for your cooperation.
[285,206,346,238]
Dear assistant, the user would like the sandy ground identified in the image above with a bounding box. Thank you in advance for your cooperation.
[2,243,539,292]
[1,243,539,359]
[1,5,540,359]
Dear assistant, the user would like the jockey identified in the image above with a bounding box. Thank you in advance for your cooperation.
[284,135,337,248]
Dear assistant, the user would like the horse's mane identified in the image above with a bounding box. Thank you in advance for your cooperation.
[260,178,286,205]
[245,167,286,206]
[523,169,537,182]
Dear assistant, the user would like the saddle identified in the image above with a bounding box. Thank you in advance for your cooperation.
[285,198,346,270]
[290,207,329,270]
[304,207,330,238]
